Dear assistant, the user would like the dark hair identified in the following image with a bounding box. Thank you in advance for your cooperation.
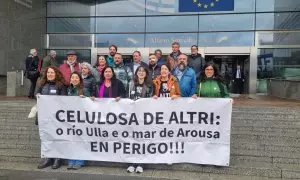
[94,55,107,67]
[134,66,150,86]
[132,51,141,56]
[199,62,224,83]
[160,64,171,72]
[172,42,180,46]
[109,45,118,51]
[38,66,65,88]
[154,49,162,55]
[70,72,84,96]
[149,53,156,57]
[191,45,198,50]
[100,66,116,84]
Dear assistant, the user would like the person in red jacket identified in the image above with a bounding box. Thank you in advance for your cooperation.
[59,51,81,85]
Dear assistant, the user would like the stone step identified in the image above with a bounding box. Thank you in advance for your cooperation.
[0,162,298,180]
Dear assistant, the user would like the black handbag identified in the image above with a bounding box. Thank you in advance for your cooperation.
[26,70,39,79]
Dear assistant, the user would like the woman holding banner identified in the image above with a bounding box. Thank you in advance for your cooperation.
[127,66,153,173]
[36,66,67,169]
[153,64,181,99]
[67,72,86,170]
[97,66,126,99]
[196,62,229,98]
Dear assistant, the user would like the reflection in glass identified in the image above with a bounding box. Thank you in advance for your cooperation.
[258,32,300,46]
[256,0,300,12]
[47,18,95,33]
[49,34,92,48]
[256,12,300,30]
[146,16,198,32]
[198,32,254,46]
[257,48,300,79]
[95,34,144,47]
[198,14,254,31]
[96,17,144,33]
[145,33,197,47]
[96,0,145,16]
[47,1,96,17]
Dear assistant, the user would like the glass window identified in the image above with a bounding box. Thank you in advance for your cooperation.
[146,0,255,15]
[47,1,96,17]
[258,32,300,46]
[198,32,254,46]
[96,17,144,33]
[46,49,91,65]
[96,0,145,16]
[145,33,197,47]
[257,48,300,79]
[256,12,300,30]
[198,14,254,31]
[256,0,300,12]
[95,34,144,47]
[146,15,198,32]
[47,18,95,33]
[49,34,92,48]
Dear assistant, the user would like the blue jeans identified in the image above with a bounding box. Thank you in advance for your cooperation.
[68,159,85,166]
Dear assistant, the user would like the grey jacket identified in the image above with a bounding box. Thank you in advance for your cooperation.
[37,82,67,95]
[128,81,153,100]
[188,54,205,78]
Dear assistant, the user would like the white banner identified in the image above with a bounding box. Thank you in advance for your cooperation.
[37,96,232,166]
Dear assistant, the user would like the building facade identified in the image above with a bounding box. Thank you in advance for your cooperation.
[2,0,300,95]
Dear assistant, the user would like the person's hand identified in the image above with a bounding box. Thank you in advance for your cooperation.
[192,94,197,99]
[90,96,96,101]
[116,97,121,102]
[171,95,178,100]
[153,95,158,99]
[79,95,85,98]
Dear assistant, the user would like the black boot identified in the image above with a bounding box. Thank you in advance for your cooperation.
[52,158,61,169]
[37,158,53,169]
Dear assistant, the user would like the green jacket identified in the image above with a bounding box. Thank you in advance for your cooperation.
[68,86,80,96]
[40,55,57,77]
[197,79,229,98]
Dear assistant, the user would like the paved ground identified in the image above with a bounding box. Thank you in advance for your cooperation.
[0,162,293,180]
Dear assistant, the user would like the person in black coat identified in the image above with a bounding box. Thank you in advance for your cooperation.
[25,49,40,99]
[97,66,126,99]
[36,66,67,170]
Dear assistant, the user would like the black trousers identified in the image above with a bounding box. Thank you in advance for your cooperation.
[29,78,38,97]
[234,79,244,94]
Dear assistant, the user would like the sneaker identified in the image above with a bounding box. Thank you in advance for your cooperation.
[135,166,143,173]
[127,165,135,173]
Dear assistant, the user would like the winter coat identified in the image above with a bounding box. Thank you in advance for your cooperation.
[98,79,126,98]
[148,64,161,81]
[106,56,114,67]
[112,63,133,96]
[67,86,82,96]
[152,75,181,97]
[128,81,153,100]
[172,67,197,97]
[36,81,67,95]
[196,78,229,98]
[167,51,181,71]
[40,55,57,77]
[187,54,205,78]
[59,62,81,85]
[83,74,97,97]
[25,55,40,79]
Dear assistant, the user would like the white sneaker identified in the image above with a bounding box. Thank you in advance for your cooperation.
[135,166,143,173]
[127,165,135,173]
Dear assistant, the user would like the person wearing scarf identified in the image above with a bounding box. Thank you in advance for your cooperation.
[93,55,107,83]
[59,51,81,85]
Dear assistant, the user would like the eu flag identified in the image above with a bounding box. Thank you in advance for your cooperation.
[179,0,234,12]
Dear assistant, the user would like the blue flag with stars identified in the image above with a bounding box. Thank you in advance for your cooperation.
[179,0,234,12]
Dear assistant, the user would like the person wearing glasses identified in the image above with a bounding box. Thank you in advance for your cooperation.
[195,62,229,98]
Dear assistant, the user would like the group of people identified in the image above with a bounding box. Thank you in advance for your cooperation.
[25,42,229,173]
